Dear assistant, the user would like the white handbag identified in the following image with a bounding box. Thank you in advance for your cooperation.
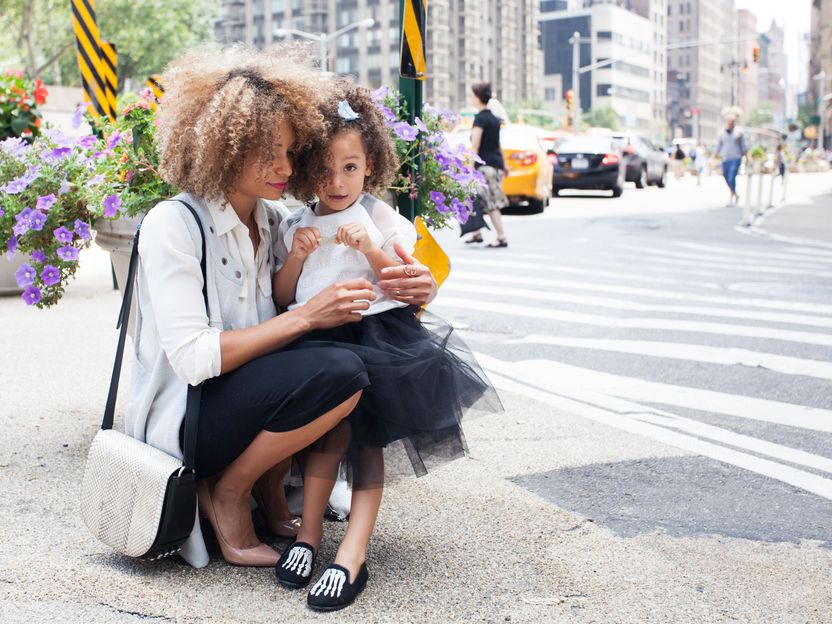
[80,200,205,560]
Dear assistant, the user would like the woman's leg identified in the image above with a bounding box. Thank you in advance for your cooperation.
[253,458,297,534]
[487,208,507,242]
[208,390,362,552]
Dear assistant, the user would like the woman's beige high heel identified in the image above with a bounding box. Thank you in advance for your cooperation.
[252,482,302,539]
[197,480,280,567]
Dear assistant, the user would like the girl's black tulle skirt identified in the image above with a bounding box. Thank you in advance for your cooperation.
[289,305,502,485]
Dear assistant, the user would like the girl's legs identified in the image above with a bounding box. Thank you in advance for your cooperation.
[253,458,298,533]
[206,390,362,553]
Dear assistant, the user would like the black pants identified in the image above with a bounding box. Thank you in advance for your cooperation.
[183,346,369,478]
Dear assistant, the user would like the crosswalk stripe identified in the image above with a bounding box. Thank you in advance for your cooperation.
[673,241,832,265]
[442,282,832,328]
[507,335,832,380]
[449,257,721,289]
[617,244,832,275]
[484,369,832,500]
[448,270,832,315]
[432,296,832,347]
[477,355,832,432]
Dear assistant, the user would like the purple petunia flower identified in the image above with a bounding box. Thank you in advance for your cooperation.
[71,105,85,129]
[429,191,446,206]
[378,106,398,124]
[0,137,28,159]
[451,198,470,224]
[56,246,80,261]
[14,263,36,287]
[41,264,61,287]
[36,194,57,211]
[58,178,71,196]
[3,176,29,195]
[106,131,122,149]
[29,211,47,231]
[102,194,121,218]
[46,146,73,160]
[0,207,4,218]
[392,121,418,142]
[74,219,91,240]
[6,235,18,259]
[414,117,429,134]
[22,285,41,305]
[31,249,46,263]
[86,174,105,187]
[76,135,98,149]
[54,226,74,244]
[371,86,391,102]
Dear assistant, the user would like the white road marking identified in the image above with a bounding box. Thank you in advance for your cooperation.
[432,296,832,347]
[485,369,832,501]
[507,335,832,380]
[476,355,832,433]
[447,270,832,315]
[674,241,832,265]
[441,282,832,328]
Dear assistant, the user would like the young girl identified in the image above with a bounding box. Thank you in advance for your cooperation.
[272,81,500,611]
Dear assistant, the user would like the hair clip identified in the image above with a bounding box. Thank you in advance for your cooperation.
[337,100,360,121]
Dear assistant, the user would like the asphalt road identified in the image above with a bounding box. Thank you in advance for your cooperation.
[431,171,832,548]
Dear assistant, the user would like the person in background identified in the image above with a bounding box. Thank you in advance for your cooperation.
[464,82,510,248]
[694,143,709,186]
[671,142,686,180]
[715,114,747,206]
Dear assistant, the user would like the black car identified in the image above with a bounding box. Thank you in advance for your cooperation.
[553,136,626,197]
[612,134,668,188]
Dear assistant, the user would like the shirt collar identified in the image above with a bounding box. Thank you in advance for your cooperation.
[207,197,272,237]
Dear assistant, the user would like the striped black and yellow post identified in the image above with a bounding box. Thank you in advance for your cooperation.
[399,0,426,80]
[147,75,165,101]
[71,0,109,119]
[99,41,117,121]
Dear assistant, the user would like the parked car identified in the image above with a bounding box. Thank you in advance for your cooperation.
[552,136,626,197]
[612,134,668,188]
[448,123,553,213]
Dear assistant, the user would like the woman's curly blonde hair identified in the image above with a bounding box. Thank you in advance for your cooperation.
[289,78,399,203]
[155,44,329,201]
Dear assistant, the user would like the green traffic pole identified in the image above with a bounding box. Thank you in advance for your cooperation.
[397,0,423,223]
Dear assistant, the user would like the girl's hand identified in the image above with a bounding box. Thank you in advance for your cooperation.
[377,242,437,306]
[301,278,377,329]
[336,222,375,254]
[290,227,321,259]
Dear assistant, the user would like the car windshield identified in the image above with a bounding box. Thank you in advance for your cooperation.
[557,138,613,154]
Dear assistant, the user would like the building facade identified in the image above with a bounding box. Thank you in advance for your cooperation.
[539,0,668,141]
[735,8,758,120]
[757,21,787,129]
[214,0,543,114]
[809,0,832,148]
[666,0,736,143]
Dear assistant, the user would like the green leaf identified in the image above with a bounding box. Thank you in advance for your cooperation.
[10,113,31,136]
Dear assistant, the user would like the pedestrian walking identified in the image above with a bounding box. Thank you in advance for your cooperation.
[118,46,437,574]
[464,82,510,248]
[274,80,501,611]
[715,113,747,206]
[694,143,709,185]
[671,143,686,180]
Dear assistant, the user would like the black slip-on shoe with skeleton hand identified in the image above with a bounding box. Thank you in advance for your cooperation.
[307,562,369,611]
[275,541,316,588]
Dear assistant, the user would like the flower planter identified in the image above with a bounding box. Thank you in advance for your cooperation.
[0,254,29,297]
[94,213,144,335]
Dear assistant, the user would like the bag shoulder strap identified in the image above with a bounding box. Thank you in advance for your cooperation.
[102,199,207,471]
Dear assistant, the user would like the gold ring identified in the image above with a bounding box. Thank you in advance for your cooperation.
[395,289,401,296]
[403,264,418,277]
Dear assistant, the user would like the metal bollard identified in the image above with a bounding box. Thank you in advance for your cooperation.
[742,164,754,225]
[755,163,766,216]
[767,168,776,208]
[780,170,787,203]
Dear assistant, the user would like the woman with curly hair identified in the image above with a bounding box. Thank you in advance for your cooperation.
[272,80,500,611]
[125,47,437,571]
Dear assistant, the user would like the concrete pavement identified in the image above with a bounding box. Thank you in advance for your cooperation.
[1,182,831,623]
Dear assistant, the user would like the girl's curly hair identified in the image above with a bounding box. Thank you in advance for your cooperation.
[155,44,329,201]
[289,79,399,203]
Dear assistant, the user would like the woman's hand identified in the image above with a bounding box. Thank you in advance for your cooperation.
[300,278,377,330]
[377,242,438,306]
[290,227,321,260]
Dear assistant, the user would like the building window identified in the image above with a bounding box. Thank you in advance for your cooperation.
[545,87,557,100]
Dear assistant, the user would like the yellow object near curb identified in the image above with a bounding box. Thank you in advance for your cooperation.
[412,216,450,290]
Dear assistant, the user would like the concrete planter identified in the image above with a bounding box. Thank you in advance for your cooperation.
[94,213,144,335]
[0,254,29,297]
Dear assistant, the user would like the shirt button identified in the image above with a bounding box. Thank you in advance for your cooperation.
[268,218,274,226]
[209,226,214,233]
[235,271,242,279]
[221,257,228,265]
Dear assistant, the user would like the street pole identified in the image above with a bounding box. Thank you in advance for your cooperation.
[816,71,826,150]
[319,36,327,73]
[569,31,581,131]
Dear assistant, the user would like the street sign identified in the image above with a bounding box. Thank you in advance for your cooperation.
[147,75,165,101]
[399,0,426,79]
[71,0,110,119]
[100,41,117,120]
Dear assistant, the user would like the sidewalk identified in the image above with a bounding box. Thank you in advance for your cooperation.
[1,246,829,623]
[747,172,832,245]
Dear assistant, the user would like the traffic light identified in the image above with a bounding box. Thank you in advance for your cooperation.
[752,43,760,64]
[565,89,574,112]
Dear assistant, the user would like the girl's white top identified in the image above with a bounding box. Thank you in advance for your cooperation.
[275,193,417,315]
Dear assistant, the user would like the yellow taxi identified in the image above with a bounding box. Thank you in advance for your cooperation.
[447,123,553,213]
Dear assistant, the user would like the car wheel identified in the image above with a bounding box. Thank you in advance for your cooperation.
[657,167,667,188]
[611,185,623,198]
[528,198,545,213]
[553,188,561,197]
[635,166,647,189]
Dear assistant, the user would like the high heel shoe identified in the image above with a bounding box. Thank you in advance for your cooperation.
[196,480,280,567]
[251,483,302,539]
